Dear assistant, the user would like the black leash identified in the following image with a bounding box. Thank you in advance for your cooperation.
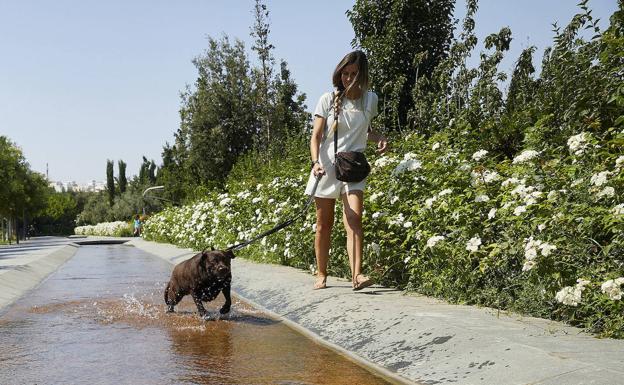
[225,174,322,252]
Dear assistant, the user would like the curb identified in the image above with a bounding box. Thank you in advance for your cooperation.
[0,244,79,312]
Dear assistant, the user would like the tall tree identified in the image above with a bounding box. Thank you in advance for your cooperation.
[347,0,455,132]
[118,160,127,194]
[271,60,310,144]
[177,36,256,187]
[106,160,114,207]
[251,0,275,151]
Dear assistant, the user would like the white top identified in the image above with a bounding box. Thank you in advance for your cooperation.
[314,90,378,155]
[304,90,379,198]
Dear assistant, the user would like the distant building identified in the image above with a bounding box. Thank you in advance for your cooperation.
[48,180,106,193]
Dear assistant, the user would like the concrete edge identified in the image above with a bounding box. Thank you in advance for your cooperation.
[232,289,416,385]
[128,239,415,385]
[0,244,79,312]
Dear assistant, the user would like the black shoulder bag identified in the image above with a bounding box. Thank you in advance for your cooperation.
[331,92,371,183]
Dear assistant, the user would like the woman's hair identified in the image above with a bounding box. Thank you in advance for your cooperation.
[332,50,369,94]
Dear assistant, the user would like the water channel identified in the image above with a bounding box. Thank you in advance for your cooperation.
[0,244,391,384]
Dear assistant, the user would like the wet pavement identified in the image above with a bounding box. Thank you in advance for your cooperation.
[0,244,391,385]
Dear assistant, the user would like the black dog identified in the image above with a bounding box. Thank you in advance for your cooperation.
[164,249,235,316]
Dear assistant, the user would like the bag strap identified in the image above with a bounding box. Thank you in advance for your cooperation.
[333,91,338,161]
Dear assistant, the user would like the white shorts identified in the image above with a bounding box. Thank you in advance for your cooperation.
[304,165,366,199]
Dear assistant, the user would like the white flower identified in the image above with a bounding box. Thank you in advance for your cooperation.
[501,177,523,187]
[432,142,441,151]
[219,197,232,206]
[466,237,482,252]
[522,260,536,271]
[369,242,381,256]
[612,204,624,216]
[472,150,488,161]
[390,195,400,204]
[312,223,317,232]
[374,156,396,168]
[555,286,582,306]
[597,186,615,198]
[475,194,490,203]
[512,150,540,164]
[425,196,437,208]
[403,221,413,228]
[438,188,452,196]
[616,155,624,169]
[513,205,527,216]
[539,243,557,257]
[488,208,497,219]
[538,223,546,232]
[601,279,624,300]
[426,235,445,248]
[547,190,558,200]
[372,211,385,219]
[393,158,422,175]
[567,132,590,156]
[369,192,383,202]
[590,171,611,187]
[268,198,275,204]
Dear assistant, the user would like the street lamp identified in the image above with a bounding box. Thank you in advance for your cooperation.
[142,185,177,215]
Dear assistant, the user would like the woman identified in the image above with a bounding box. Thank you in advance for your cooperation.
[305,50,388,290]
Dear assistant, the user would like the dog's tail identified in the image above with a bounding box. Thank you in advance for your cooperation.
[164,282,170,305]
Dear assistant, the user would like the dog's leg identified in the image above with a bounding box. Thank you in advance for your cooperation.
[164,282,176,313]
[191,292,207,317]
[219,280,232,314]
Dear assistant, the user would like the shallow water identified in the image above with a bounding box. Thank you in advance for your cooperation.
[0,245,390,385]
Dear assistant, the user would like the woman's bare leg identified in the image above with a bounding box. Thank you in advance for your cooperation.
[314,197,335,288]
[341,190,364,285]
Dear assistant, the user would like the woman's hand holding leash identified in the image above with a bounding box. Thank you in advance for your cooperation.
[312,162,325,177]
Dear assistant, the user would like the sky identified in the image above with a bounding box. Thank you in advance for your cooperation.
[0,0,619,184]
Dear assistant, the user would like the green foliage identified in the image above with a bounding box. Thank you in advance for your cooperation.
[142,2,624,338]
[106,159,114,207]
[348,0,455,131]
[118,160,127,194]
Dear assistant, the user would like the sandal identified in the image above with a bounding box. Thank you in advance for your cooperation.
[313,275,327,290]
[352,274,373,291]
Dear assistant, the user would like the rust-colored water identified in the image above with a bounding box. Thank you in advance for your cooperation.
[0,245,391,385]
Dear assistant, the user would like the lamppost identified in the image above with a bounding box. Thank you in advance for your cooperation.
[141,186,180,215]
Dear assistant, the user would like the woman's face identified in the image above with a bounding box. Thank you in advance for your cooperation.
[341,63,359,90]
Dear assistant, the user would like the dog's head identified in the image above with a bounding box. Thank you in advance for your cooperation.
[200,249,236,279]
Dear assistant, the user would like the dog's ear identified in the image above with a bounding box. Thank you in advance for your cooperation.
[200,250,210,269]
[225,249,236,259]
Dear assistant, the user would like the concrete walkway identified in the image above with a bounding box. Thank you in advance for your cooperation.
[2,236,624,385]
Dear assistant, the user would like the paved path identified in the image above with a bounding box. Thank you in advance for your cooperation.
[2,236,624,385]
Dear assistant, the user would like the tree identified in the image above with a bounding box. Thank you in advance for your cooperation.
[106,160,114,207]
[118,160,127,194]
[0,136,50,241]
[271,60,310,145]
[176,35,256,188]
[251,0,275,152]
[347,0,455,131]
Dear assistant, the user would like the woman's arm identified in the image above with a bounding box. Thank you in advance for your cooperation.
[310,115,326,176]
[368,129,388,154]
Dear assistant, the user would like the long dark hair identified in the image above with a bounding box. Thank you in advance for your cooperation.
[332,50,369,95]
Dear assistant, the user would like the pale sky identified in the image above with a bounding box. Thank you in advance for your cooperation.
[1,0,618,183]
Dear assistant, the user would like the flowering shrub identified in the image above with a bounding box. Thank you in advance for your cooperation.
[141,5,624,338]
[74,221,133,237]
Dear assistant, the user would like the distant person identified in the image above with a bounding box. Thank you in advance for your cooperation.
[305,50,388,290]
[133,215,141,237]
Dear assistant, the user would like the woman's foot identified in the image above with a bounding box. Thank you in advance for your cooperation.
[313,275,327,290]
[352,274,373,291]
